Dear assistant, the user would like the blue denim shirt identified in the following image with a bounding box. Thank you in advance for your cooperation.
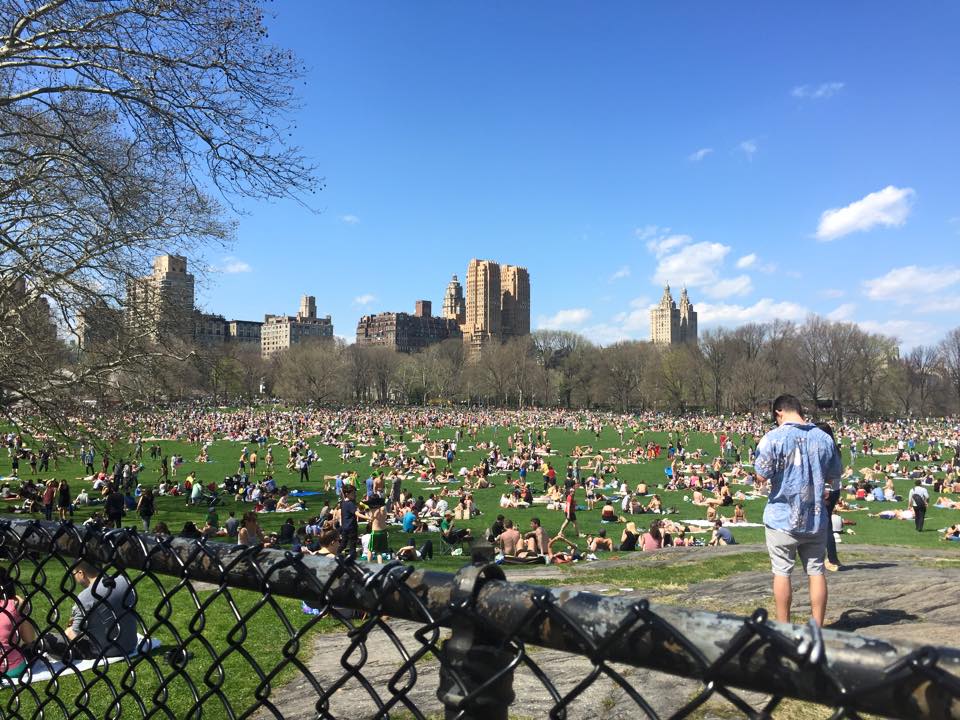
[755,422,842,536]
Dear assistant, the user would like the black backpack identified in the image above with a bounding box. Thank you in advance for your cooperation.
[912,491,927,511]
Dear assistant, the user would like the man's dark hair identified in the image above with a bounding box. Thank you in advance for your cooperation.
[771,394,804,422]
[530,517,540,527]
[504,519,513,529]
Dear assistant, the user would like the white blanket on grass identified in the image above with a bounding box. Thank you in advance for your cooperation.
[682,519,765,528]
[1,637,160,686]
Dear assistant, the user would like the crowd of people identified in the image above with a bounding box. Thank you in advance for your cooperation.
[0,401,959,677]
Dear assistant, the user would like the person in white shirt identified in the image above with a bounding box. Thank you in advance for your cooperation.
[906,479,929,532]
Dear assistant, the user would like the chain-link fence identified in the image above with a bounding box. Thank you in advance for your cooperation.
[0,518,957,720]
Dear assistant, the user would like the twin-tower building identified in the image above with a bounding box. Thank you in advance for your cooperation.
[649,285,698,345]
[356,258,530,354]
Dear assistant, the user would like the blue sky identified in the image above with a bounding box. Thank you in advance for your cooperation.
[198,2,960,349]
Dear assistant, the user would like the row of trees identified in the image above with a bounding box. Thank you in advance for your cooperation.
[104,320,960,419]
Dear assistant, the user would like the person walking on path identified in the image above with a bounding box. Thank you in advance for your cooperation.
[755,394,841,627]
[907,479,929,532]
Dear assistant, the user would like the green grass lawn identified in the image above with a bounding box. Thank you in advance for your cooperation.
[1,420,957,554]
[2,556,343,719]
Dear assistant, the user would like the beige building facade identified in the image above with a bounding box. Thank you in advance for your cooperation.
[126,254,195,341]
[261,294,333,357]
[650,285,698,345]
[460,258,531,354]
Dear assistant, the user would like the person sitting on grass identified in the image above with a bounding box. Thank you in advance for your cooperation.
[640,521,665,551]
[708,520,737,546]
[600,500,617,523]
[0,568,36,679]
[618,521,640,551]
[942,525,960,542]
[440,511,471,547]
[497,519,521,557]
[40,561,137,662]
[522,517,551,557]
[588,529,614,553]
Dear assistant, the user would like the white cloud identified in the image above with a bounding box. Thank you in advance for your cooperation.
[210,256,252,274]
[858,319,939,349]
[647,234,692,258]
[734,252,776,273]
[917,296,960,313]
[703,275,753,299]
[635,224,669,241]
[654,241,730,287]
[815,185,915,241]
[341,214,361,225]
[696,298,808,326]
[827,303,857,321]
[537,308,592,330]
[609,265,631,282]
[580,298,652,345]
[688,148,713,162]
[862,265,960,304]
[792,82,845,100]
[738,139,758,160]
[353,293,377,306]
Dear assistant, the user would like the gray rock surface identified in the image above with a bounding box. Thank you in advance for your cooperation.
[256,544,960,719]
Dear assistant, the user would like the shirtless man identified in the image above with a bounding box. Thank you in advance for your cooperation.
[523,517,551,556]
[498,519,521,556]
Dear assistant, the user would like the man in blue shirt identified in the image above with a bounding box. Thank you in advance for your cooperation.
[755,395,841,627]
[402,502,417,533]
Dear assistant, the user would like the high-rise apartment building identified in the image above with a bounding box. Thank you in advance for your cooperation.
[261,294,333,357]
[356,300,461,352]
[460,259,531,354]
[649,285,698,345]
[126,254,195,341]
[442,274,466,325]
[463,259,502,353]
[500,265,531,337]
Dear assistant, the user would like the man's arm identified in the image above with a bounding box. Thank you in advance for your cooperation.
[66,601,84,640]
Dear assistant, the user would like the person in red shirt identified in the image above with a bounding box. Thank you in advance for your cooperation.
[558,488,582,538]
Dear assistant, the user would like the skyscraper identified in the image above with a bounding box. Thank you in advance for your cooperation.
[649,285,698,345]
[126,254,195,341]
[500,265,531,337]
[442,274,466,325]
[463,259,502,353]
[460,259,531,354]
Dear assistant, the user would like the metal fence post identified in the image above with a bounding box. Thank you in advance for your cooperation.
[437,562,516,720]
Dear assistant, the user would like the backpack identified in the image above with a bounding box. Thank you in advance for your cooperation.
[912,491,927,511]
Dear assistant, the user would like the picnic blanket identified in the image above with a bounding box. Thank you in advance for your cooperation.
[682,519,765,529]
[289,490,322,497]
[2,637,160,687]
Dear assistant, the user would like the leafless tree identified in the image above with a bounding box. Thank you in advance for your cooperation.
[1,0,316,433]
[939,328,960,411]
[273,341,343,404]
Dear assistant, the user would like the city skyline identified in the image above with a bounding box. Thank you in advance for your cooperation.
[189,3,957,350]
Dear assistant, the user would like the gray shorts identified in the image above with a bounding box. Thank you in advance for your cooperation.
[765,526,826,577]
